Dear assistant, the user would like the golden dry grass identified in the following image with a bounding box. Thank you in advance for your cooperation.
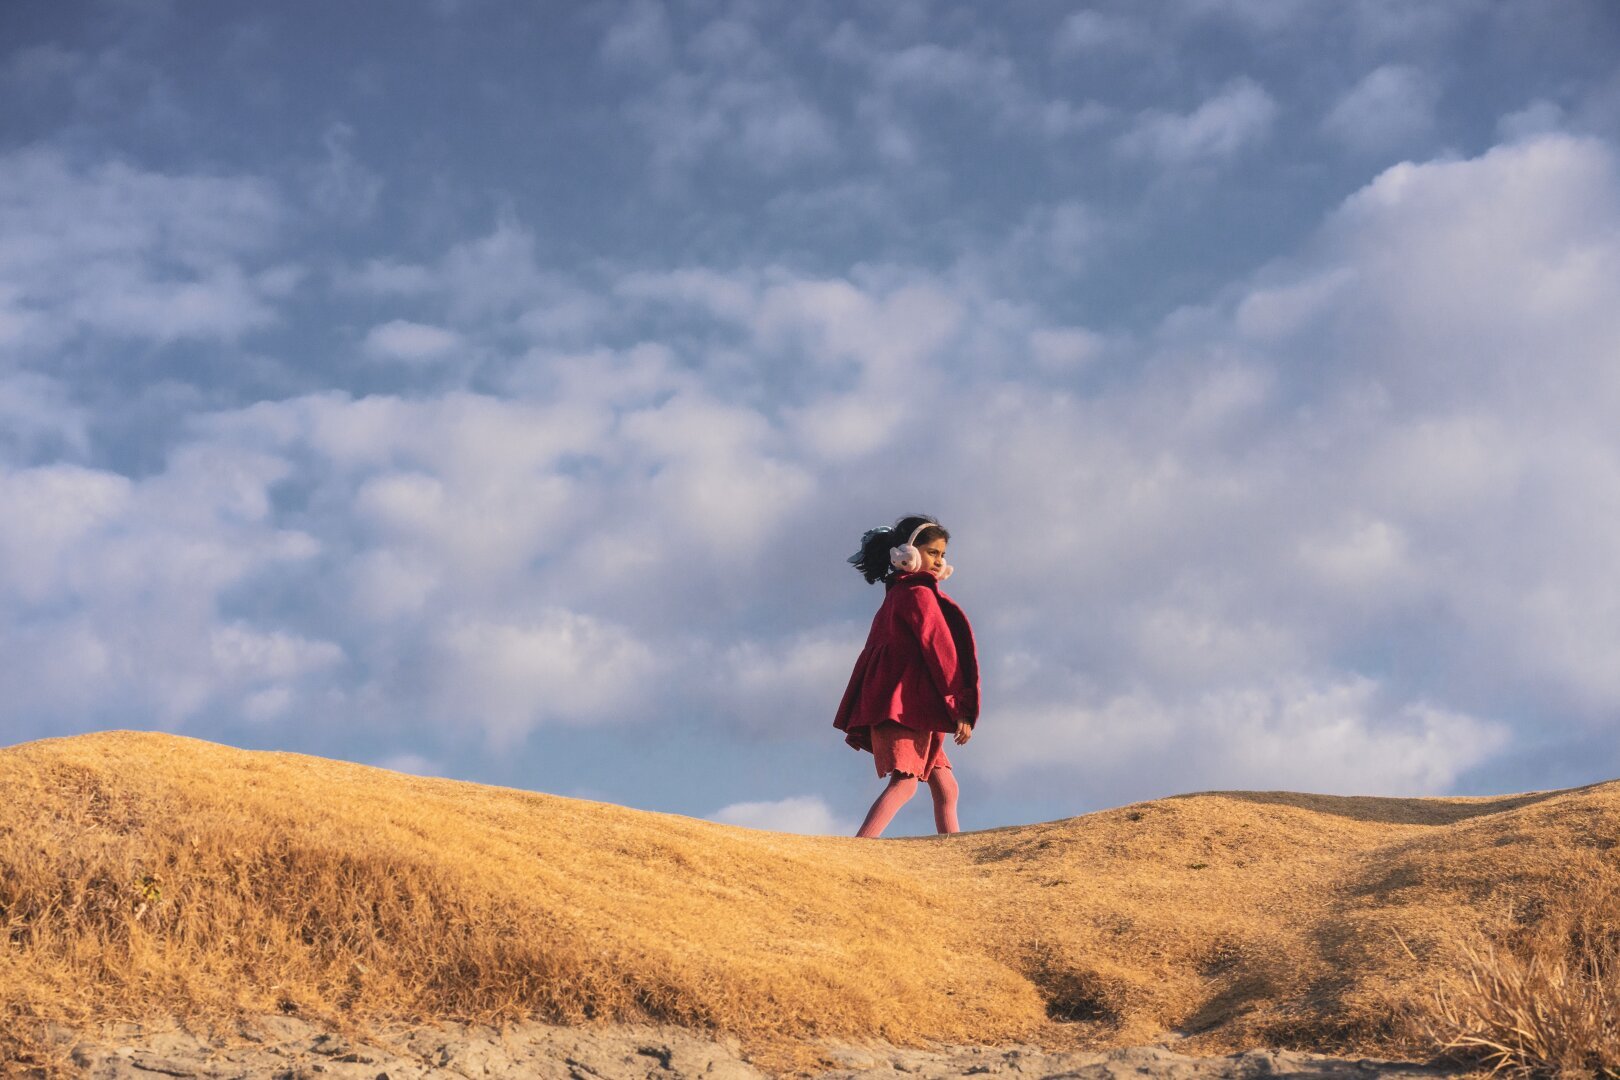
[2,730,1617,1077]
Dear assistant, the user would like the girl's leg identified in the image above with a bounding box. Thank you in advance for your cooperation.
[928,766,960,834]
[857,772,919,838]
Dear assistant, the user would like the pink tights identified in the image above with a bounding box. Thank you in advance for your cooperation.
[856,767,959,838]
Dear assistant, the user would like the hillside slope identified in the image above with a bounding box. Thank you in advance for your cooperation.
[3,731,1616,1074]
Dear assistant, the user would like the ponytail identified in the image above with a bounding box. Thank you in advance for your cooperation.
[846,514,950,585]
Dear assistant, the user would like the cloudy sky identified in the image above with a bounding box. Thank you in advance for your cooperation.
[4,0,1620,836]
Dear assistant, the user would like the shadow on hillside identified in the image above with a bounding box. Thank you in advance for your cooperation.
[1171,783,1614,826]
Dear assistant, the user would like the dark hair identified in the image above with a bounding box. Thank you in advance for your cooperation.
[847,514,950,584]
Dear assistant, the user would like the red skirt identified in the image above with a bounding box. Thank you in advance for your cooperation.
[868,721,952,781]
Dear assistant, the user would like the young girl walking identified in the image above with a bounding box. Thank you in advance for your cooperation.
[834,515,980,838]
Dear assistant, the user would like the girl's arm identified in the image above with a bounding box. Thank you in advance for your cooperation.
[894,584,963,718]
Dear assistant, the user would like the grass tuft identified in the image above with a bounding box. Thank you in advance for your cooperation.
[1418,869,1620,1078]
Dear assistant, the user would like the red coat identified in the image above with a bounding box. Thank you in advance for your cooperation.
[834,570,980,753]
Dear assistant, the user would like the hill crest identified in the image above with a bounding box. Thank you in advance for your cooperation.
[4,729,1617,1074]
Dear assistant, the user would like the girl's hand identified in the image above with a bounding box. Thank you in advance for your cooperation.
[953,720,973,745]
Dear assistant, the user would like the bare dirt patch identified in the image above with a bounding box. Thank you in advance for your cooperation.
[44,1013,1461,1079]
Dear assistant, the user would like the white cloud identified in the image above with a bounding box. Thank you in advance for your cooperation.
[210,622,344,682]
[439,215,556,320]
[0,148,285,346]
[1497,99,1566,142]
[1160,136,1620,723]
[433,610,664,745]
[0,373,90,462]
[977,676,1508,800]
[1178,0,1315,35]
[750,277,963,390]
[504,341,692,409]
[1,43,89,93]
[344,258,440,296]
[768,179,897,238]
[610,11,839,179]
[254,393,605,593]
[0,24,187,136]
[1125,607,1305,688]
[854,92,921,166]
[715,627,866,736]
[616,390,818,560]
[1055,11,1151,54]
[633,71,839,176]
[600,0,674,70]
[362,319,462,363]
[782,392,907,462]
[616,266,760,322]
[1359,413,1512,518]
[338,217,604,344]
[373,751,442,777]
[1116,78,1278,166]
[619,264,969,400]
[1343,0,1487,47]
[1234,268,1356,340]
[710,794,849,835]
[872,42,1020,101]
[1322,65,1440,154]
[349,548,442,622]
[1181,0,1478,44]
[241,685,296,723]
[0,449,334,728]
[177,384,822,743]
[1318,134,1620,413]
[687,17,764,68]
[305,121,382,218]
[1004,201,1106,276]
[840,31,1110,149]
[1294,517,1413,593]
[1029,327,1104,372]
[355,470,446,536]
[0,464,133,605]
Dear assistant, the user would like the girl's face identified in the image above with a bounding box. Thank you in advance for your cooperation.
[916,536,948,577]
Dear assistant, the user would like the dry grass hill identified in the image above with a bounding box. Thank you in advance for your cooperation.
[3,730,1618,1077]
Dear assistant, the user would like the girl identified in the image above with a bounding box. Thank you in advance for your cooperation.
[834,515,980,838]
